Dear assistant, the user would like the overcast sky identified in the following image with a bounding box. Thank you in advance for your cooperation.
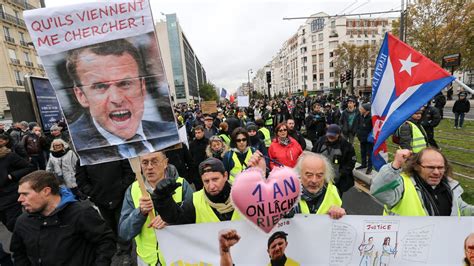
[44,0,399,93]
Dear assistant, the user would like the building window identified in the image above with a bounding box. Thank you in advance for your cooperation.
[357,80,361,86]
[312,35,317,43]
[329,72,334,77]
[331,20,336,28]
[3,26,10,37]
[312,45,317,50]
[318,33,323,41]
[312,64,317,72]
[330,82,334,87]
[8,49,17,59]
[319,73,324,80]
[320,83,324,87]
[318,53,323,62]
[313,74,317,81]
[329,61,334,68]
[329,52,334,58]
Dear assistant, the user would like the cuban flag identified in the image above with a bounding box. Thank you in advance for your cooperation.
[371,33,454,170]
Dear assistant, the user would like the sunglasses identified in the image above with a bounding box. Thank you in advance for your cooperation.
[235,138,247,143]
[278,129,287,132]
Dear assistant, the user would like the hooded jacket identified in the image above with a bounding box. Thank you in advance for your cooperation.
[268,137,303,169]
[10,187,116,266]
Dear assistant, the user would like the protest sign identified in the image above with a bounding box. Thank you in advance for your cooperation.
[158,215,474,265]
[237,95,249,107]
[24,0,180,165]
[201,101,217,114]
[231,167,300,233]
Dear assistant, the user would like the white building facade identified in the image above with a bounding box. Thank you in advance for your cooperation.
[254,12,395,97]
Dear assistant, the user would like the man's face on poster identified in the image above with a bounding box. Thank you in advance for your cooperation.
[73,50,146,140]
[267,238,287,260]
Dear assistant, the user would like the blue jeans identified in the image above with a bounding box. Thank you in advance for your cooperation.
[454,112,465,128]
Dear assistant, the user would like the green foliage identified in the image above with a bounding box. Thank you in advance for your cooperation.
[199,83,218,101]
[333,43,378,94]
[394,0,473,70]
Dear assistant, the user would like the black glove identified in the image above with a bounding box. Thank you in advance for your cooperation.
[152,178,182,201]
[70,187,88,201]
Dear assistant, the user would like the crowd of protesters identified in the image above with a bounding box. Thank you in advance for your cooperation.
[0,90,472,265]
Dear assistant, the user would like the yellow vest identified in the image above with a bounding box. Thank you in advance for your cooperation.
[258,127,271,147]
[131,178,184,265]
[383,173,460,216]
[229,149,253,183]
[192,190,241,223]
[267,257,300,266]
[219,134,231,146]
[299,183,342,214]
[407,121,427,153]
[265,114,274,126]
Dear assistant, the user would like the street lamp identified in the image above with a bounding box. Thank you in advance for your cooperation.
[247,69,253,98]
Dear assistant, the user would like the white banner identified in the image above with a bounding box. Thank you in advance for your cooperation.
[157,215,474,265]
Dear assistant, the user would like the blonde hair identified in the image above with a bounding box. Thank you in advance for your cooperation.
[50,138,69,151]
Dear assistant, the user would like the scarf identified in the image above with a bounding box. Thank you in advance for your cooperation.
[231,147,249,154]
[301,184,326,202]
[270,255,287,266]
[211,148,224,158]
[51,149,68,158]
[278,137,290,146]
[203,182,234,214]
[413,173,452,216]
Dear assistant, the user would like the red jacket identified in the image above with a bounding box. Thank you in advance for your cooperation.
[268,137,303,169]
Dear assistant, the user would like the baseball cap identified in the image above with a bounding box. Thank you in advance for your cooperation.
[326,124,341,137]
[267,231,288,248]
[198,157,226,176]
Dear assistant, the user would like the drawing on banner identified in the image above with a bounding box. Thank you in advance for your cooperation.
[24,1,180,165]
[379,236,397,266]
[358,237,375,266]
[358,220,399,266]
[400,224,434,263]
[464,233,474,266]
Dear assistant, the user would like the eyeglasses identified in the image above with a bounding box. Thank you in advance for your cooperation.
[278,129,287,132]
[84,77,143,97]
[141,159,165,168]
[466,246,474,254]
[235,138,247,143]
[418,164,445,172]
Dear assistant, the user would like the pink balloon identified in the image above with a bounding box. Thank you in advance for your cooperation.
[231,167,301,233]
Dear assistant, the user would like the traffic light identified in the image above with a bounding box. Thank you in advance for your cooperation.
[340,73,346,84]
[266,71,271,83]
[345,69,352,80]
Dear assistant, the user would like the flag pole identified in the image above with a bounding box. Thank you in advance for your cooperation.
[454,79,474,94]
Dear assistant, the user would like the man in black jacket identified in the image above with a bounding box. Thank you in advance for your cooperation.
[189,125,209,190]
[339,98,359,144]
[421,102,441,148]
[11,170,115,266]
[287,119,306,150]
[75,159,135,262]
[312,124,356,197]
[356,103,374,174]
[305,103,326,147]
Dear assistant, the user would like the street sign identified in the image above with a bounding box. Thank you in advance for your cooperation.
[442,53,461,68]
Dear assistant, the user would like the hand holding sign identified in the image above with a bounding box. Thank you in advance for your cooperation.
[231,167,300,233]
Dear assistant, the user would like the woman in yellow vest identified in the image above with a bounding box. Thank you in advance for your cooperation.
[222,127,255,183]
[118,152,193,266]
[293,151,346,219]
[371,148,474,216]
